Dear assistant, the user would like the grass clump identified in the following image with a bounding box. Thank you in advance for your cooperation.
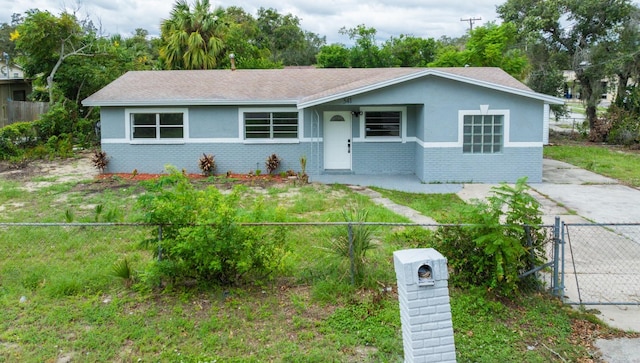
[328,203,376,285]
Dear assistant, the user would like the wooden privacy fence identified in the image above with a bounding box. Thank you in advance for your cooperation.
[4,100,49,126]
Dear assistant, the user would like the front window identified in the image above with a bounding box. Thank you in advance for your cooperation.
[244,111,298,139]
[365,111,401,137]
[131,112,184,139]
[463,114,503,153]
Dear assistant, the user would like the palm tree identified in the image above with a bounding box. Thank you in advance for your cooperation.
[160,0,226,70]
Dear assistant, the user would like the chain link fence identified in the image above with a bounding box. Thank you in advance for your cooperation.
[0,221,562,297]
[562,223,640,305]
[5,220,640,305]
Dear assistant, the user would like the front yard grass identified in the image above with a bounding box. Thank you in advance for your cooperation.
[0,172,625,362]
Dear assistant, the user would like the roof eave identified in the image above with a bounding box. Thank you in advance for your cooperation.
[430,70,566,105]
[298,69,431,109]
[82,99,298,107]
[297,69,565,108]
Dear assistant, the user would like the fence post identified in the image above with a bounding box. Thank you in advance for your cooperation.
[560,219,566,301]
[157,225,163,261]
[524,225,534,273]
[348,223,354,285]
[553,217,560,297]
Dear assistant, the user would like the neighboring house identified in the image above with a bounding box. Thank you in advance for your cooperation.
[0,64,32,127]
[563,70,618,102]
[82,67,563,183]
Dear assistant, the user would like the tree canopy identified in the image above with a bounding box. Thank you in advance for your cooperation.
[429,22,528,80]
[497,0,636,134]
[159,0,227,70]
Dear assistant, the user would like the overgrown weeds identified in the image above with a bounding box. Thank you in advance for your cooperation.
[429,177,546,296]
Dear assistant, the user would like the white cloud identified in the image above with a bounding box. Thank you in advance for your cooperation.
[0,0,501,44]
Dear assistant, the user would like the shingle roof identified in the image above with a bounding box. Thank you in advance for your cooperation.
[82,67,563,107]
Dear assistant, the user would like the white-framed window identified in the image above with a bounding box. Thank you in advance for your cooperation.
[462,114,504,154]
[240,108,300,142]
[126,108,188,143]
[360,107,406,141]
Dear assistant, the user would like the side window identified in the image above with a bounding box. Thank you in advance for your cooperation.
[131,112,184,140]
[244,111,298,139]
[462,114,503,153]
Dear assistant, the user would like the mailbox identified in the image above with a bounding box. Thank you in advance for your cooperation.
[417,264,434,286]
[393,248,447,288]
[393,247,455,362]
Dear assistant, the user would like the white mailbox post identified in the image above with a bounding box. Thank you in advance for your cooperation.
[393,248,456,363]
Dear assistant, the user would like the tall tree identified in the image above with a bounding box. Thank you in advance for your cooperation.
[221,6,281,69]
[607,7,640,106]
[339,25,393,68]
[12,9,96,103]
[382,34,437,67]
[316,43,350,68]
[497,0,634,133]
[255,7,323,65]
[0,14,23,66]
[429,22,529,80]
[159,0,227,70]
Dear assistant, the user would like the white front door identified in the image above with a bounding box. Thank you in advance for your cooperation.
[324,111,352,170]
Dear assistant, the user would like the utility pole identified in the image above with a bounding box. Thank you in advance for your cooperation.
[460,17,482,32]
[2,52,8,79]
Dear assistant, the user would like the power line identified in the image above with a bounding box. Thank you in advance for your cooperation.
[461,17,482,32]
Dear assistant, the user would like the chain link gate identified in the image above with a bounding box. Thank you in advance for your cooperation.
[561,222,640,305]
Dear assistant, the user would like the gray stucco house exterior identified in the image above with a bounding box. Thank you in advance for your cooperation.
[82,67,563,183]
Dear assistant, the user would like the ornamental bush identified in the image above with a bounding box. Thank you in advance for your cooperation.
[0,121,38,159]
[430,177,546,296]
[137,167,289,286]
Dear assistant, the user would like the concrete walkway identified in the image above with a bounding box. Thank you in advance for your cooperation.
[346,185,438,228]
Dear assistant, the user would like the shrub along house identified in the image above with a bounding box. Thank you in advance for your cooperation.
[82,67,563,183]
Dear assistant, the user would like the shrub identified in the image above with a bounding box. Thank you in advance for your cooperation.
[329,203,376,285]
[137,167,289,286]
[606,106,640,145]
[74,117,100,147]
[429,177,546,296]
[0,121,38,159]
[91,149,109,173]
[298,155,308,184]
[265,153,280,174]
[198,153,216,176]
[34,102,74,141]
[45,133,73,158]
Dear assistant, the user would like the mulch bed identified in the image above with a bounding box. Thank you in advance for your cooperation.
[96,172,291,182]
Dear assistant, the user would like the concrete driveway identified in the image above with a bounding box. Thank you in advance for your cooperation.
[463,160,640,331]
[534,159,640,223]
[531,159,640,362]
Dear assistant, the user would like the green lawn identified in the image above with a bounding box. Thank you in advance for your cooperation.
[544,143,640,187]
[0,170,622,362]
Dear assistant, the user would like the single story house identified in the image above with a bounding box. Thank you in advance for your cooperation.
[82,67,564,183]
[1,64,32,127]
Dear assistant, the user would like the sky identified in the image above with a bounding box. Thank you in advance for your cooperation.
[0,0,501,44]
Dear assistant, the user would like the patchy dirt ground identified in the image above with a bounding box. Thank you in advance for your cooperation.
[0,151,297,192]
[0,152,99,191]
